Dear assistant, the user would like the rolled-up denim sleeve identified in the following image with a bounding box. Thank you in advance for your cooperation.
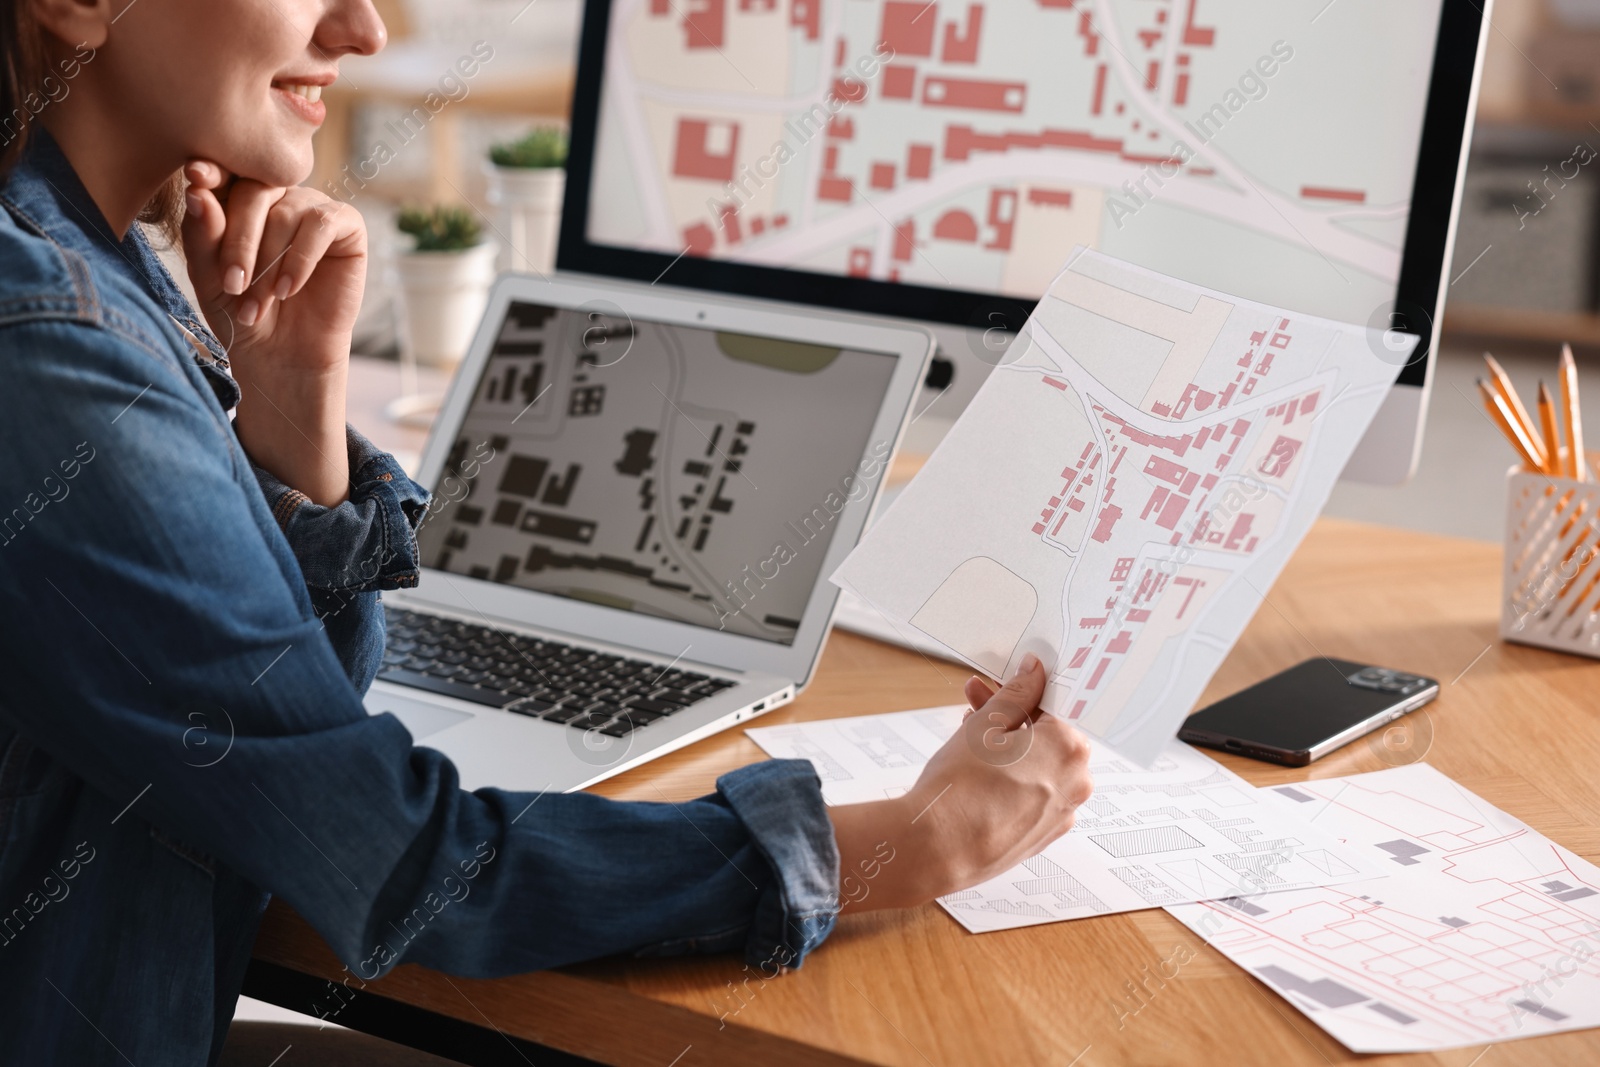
[714,761,840,968]
[251,426,430,594]
[250,427,430,685]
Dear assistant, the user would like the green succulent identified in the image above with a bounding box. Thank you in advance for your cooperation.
[397,205,484,252]
[489,127,569,169]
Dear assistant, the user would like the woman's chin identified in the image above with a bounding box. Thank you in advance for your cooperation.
[225,143,316,190]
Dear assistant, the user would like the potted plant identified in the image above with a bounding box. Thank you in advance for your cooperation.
[393,205,497,371]
[485,127,568,275]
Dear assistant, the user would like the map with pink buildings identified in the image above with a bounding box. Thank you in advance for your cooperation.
[832,248,1410,765]
[586,0,1445,324]
[1168,764,1600,1052]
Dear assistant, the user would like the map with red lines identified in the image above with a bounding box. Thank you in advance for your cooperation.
[831,249,1409,764]
[586,0,1445,323]
[1167,764,1600,1053]
[744,705,1384,935]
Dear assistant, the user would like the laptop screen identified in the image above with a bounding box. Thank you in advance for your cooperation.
[415,301,901,645]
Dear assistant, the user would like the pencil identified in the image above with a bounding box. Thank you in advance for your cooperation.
[1484,353,1549,471]
[1479,377,1545,471]
[1538,381,1562,476]
[1560,343,1586,481]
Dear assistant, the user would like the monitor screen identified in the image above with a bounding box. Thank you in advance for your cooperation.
[574,0,1454,364]
[415,301,901,644]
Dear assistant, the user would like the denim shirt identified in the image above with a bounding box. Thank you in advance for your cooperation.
[0,131,839,1066]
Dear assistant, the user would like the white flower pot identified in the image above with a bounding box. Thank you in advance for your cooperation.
[395,240,498,369]
[485,164,565,275]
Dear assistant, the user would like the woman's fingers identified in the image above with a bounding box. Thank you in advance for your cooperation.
[235,193,319,322]
[179,160,232,295]
[993,722,1092,864]
[904,664,1097,898]
[179,161,358,331]
[183,159,229,192]
[181,183,226,251]
[1036,717,1095,809]
[963,675,994,714]
[217,181,286,296]
[271,208,329,301]
[181,189,229,304]
[978,652,1047,730]
[267,202,345,301]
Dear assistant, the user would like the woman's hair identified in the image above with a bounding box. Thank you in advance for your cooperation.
[0,0,48,177]
[1,0,184,241]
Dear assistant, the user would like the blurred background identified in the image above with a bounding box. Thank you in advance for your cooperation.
[1326,0,1600,538]
[249,0,1600,543]
[308,0,582,360]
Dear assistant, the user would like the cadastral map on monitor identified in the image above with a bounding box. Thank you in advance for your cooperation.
[587,0,1444,323]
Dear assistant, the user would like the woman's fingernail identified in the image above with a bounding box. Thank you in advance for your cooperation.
[1020,652,1042,674]
[184,192,203,217]
[237,298,259,327]
[223,266,246,295]
[274,276,292,301]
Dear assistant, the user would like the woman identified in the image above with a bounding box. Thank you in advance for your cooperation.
[0,0,1094,1063]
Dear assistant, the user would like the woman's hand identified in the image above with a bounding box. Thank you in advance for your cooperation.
[181,161,367,506]
[828,654,1094,911]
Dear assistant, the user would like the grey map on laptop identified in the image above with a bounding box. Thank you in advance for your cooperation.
[416,301,898,644]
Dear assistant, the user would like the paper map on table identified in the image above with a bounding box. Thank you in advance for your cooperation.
[745,706,1383,933]
[1165,764,1600,1052]
[831,249,1411,765]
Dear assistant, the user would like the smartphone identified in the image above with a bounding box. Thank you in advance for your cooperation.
[1178,658,1440,766]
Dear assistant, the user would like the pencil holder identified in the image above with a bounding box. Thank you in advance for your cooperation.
[1502,463,1600,657]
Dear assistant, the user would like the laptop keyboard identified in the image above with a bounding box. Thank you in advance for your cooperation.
[377,608,736,736]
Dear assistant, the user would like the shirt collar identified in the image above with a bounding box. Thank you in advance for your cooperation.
[6,129,239,410]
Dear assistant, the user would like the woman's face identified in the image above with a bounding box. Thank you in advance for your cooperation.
[97,0,385,185]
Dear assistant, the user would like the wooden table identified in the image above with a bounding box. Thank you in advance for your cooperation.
[247,518,1600,1066]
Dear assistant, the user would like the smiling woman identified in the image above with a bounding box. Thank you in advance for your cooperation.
[0,1,1094,1064]
[3,0,391,507]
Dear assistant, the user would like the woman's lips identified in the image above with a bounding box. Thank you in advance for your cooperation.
[271,83,326,126]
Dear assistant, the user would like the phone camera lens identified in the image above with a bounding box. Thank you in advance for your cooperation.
[1348,667,1420,692]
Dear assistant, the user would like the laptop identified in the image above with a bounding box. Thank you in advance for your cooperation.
[365,273,934,793]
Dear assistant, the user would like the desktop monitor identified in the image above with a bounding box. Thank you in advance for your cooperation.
[557,0,1490,485]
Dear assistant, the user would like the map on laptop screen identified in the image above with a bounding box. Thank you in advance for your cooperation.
[585,0,1445,326]
[414,301,899,645]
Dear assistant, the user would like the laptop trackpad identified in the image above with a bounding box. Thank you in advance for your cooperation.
[368,690,475,741]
